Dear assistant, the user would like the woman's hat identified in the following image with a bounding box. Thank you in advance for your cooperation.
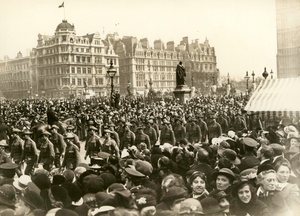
[240,168,257,181]
[107,183,131,198]
[50,185,72,208]
[13,175,31,191]
[201,197,226,214]
[160,186,187,202]
[179,198,203,215]
[212,168,236,182]
[221,149,241,165]
[18,190,45,210]
[0,184,16,207]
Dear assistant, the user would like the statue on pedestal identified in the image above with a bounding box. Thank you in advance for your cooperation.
[176,61,186,86]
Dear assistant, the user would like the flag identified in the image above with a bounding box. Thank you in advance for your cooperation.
[59,2,64,8]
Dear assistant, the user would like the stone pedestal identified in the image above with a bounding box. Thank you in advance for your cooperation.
[173,85,191,103]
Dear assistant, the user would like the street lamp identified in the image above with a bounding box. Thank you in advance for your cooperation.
[270,70,273,79]
[262,67,269,79]
[107,59,117,106]
[227,73,230,85]
[251,71,255,83]
[244,71,250,94]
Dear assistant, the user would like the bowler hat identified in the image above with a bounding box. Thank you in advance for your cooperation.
[212,168,236,182]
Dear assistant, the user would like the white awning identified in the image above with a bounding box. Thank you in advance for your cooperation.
[244,77,300,118]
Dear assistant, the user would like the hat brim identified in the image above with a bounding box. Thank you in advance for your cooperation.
[212,171,236,182]
[232,157,241,165]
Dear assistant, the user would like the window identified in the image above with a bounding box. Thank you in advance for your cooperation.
[83,68,86,74]
[88,78,92,85]
[87,57,91,63]
[88,68,91,74]
[78,78,82,86]
[77,67,81,74]
[72,78,76,85]
[71,67,75,74]
[76,56,80,63]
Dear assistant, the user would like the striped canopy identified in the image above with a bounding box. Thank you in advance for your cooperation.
[244,77,300,118]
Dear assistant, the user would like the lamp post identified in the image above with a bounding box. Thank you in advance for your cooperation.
[270,70,273,79]
[106,59,117,106]
[244,71,250,94]
[251,71,255,83]
[227,73,230,85]
[262,67,269,79]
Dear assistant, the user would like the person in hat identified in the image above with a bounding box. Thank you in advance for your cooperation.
[160,120,175,146]
[178,198,203,215]
[231,180,270,216]
[218,148,241,174]
[101,130,120,157]
[238,137,260,172]
[186,118,201,145]
[258,145,274,166]
[0,184,17,212]
[49,124,66,168]
[10,128,24,176]
[135,126,151,149]
[120,122,135,149]
[269,143,285,165]
[134,188,157,216]
[273,159,300,214]
[107,123,120,148]
[0,117,10,144]
[200,196,227,216]
[62,133,80,170]
[144,119,158,147]
[40,185,72,211]
[208,190,231,215]
[37,131,55,171]
[20,130,38,176]
[15,188,45,215]
[66,125,81,149]
[156,186,188,213]
[0,140,12,165]
[85,126,101,165]
[0,163,19,186]
[210,168,236,201]
[122,166,146,191]
[189,148,215,191]
[187,171,209,202]
[173,118,187,145]
[196,113,208,143]
[207,113,222,143]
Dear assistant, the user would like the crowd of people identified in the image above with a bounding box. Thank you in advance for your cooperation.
[0,95,299,216]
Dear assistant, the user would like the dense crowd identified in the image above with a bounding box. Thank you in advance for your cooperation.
[0,95,299,216]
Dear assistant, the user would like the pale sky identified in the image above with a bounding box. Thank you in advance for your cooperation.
[0,0,277,78]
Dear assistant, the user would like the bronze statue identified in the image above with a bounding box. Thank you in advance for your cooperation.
[176,61,186,86]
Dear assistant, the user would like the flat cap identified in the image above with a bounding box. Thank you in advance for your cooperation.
[0,162,19,170]
[242,137,259,147]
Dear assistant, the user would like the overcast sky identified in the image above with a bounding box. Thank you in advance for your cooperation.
[0,0,277,79]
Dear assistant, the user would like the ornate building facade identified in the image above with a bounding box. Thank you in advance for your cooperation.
[32,20,119,98]
[113,35,219,95]
[0,20,119,99]
[0,52,33,98]
[276,0,300,78]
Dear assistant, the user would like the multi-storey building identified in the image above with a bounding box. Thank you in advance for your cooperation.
[113,35,219,95]
[0,52,33,99]
[32,19,119,98]
[276,0,300,78]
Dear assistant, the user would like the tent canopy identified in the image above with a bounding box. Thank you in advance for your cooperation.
[244,77,300,118]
